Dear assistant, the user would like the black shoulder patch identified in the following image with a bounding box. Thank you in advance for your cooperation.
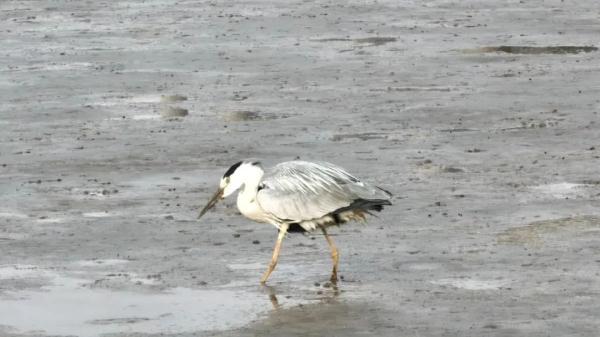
[287,223,308,233]
[223,161,243,178]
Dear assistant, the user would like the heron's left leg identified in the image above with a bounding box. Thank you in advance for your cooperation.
[321,227,339,283]
[260,223,289,284]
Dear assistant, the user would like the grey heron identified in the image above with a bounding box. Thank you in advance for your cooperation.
[198,160,392,284]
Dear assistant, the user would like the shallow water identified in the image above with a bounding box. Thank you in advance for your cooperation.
[0,265,290,337]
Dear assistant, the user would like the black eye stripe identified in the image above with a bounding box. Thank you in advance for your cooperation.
[223,161,243,178]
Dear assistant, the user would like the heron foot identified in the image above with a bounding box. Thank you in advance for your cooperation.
[330,271,338,284]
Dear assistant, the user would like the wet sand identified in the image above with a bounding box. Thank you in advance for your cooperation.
[1,0,599,336]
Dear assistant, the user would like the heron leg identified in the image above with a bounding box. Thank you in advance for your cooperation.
[321,227,339,283]
[260,223,289,284]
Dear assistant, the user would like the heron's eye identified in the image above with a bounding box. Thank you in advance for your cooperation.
[225,177,230,184]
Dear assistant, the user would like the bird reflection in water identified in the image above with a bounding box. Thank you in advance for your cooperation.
[262,282,341,310]
[244,283,382,336]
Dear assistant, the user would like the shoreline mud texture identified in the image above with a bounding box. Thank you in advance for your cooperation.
[1,0,599,336]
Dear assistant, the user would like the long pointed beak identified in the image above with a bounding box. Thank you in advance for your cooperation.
[198,188,224,219]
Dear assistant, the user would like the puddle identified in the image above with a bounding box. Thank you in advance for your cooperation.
[431,278,509,290]
[0,287,266,336]
[228,262,266,270]
[0,212,28,219]
[0,232,28,241]
[0,258,368,337]
[518,180,599,202]
[231,298,394,336]
[127,95,164,104]
[0,265,284,337]
[131,114,161,120]
[530,182,586,199]
[407,263,441,271]
[83,211,112,218]
[109,114,161,121]
[35,217,64,224]
[497,216,600,246]
[462,45,597,54]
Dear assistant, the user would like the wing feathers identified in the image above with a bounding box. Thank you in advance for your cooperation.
[256,161,391,223]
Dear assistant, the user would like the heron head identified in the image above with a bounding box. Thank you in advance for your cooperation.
[198,160,263,219]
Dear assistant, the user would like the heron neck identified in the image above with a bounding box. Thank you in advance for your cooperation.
[238,171,264,199]
[236,173,268,223]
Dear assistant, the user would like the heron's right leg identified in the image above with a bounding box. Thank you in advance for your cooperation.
[321,227,339,283]
[260,223,289,284]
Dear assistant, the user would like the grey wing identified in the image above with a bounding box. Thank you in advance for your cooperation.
[256,161,390,223]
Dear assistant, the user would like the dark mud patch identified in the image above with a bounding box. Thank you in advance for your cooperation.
[497,216,600,246]
[439,128,478,133]
[314,38,352,43]
[578,179,600,185]
[331,132,387,142]
[222,111,291,122]
[354,37,396,46]
[441,166,464,173]
[414,160,464,175]
[224,110,261,121]
[313,37,396,46]
[463,45,597,54]
[371,86,454,92]
[87,316,152,325]
[160,106,188,118]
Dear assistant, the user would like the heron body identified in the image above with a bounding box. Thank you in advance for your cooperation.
[198,160,392,283]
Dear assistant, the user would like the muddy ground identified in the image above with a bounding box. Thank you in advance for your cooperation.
[1,0,599,336]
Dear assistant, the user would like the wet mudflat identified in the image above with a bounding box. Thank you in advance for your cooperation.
[1,0,599,336]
